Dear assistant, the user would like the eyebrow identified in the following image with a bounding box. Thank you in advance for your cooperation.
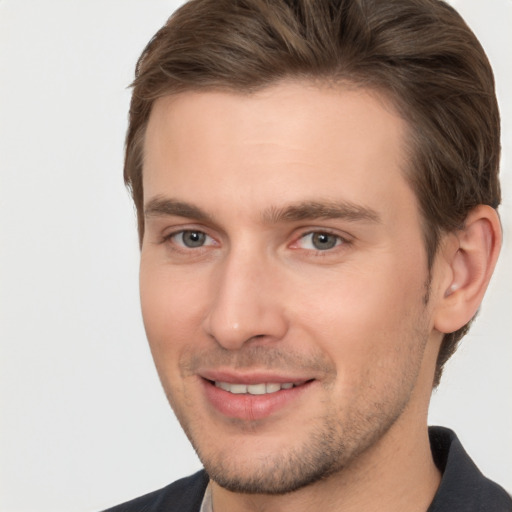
[144,197,212,222]
[262,200,381,224]
[144,196,380,225]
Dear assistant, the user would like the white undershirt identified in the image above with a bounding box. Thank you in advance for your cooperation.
[199,482,213,512]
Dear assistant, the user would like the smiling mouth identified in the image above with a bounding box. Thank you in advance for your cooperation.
[202,377,315,420]
[210,380,310,395]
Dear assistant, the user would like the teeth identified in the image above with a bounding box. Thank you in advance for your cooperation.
[214,381,299,395]
[247,383,266,395]
[265,383,281,393]
[230,383,248,394]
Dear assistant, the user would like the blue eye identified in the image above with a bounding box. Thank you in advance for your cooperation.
[171,230,213,248]
[298,232,342,251]
[181,231,206,247]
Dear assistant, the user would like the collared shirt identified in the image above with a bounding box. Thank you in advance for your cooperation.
[427,426,511,511]
[199,483,212,512]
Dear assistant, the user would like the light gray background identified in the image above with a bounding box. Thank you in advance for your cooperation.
[0,1,510,511]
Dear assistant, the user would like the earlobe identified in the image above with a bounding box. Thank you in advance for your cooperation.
[434,205,502,334]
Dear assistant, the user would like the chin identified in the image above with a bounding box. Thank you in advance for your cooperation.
[191,424,348,495]
[206,460,341,495]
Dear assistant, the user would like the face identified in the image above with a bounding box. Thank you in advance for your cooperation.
[140,82,439,494]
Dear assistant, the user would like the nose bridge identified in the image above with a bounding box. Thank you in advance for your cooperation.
[203,241,287,350]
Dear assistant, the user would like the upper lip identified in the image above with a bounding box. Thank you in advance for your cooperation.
[199,369,315,385]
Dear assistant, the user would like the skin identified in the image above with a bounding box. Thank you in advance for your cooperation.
[139,81,499,512]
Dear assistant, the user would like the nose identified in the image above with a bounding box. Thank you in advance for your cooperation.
[202,246,288,350]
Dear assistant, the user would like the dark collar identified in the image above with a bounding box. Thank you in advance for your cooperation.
[427,426,511,511]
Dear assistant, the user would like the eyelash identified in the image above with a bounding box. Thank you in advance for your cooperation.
[161,228,351,255]
[293,231,350,252]
[161,229,217,250]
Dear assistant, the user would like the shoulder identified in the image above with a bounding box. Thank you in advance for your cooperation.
[101,470,209,512]
[428,427,512,511]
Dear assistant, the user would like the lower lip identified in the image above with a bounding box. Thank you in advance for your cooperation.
[202,379,313,421]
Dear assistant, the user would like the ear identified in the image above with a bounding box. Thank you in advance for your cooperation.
[433,205,502,334]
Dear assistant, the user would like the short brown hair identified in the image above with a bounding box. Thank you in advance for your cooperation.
[124,0,501,386]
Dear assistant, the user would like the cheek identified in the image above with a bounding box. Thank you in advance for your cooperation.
[139,263,208,363]
[293,257,428,374]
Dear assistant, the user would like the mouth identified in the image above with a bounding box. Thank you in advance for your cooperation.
[212,380,307,395]
[201,375,315,421]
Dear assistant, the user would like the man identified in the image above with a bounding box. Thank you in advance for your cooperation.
[105,0,511,510]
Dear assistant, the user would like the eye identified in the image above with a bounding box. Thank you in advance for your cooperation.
[169,230,215,248]
[297,232,344,251]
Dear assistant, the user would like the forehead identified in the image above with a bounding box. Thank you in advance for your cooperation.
[142,81,417,226]
[145,81,405,158]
